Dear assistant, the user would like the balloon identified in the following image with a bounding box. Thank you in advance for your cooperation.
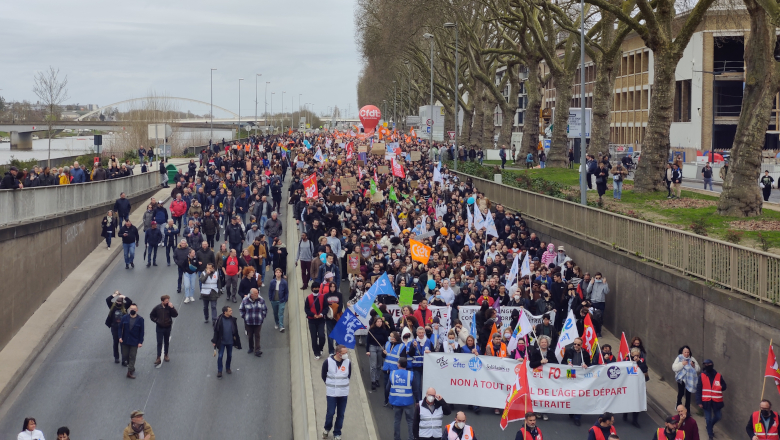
[402,229,410,234]
[467,197,475,205]
[359,105,382,133]
[320,254,327,263]
[427,279,437,290]
[440,227,448,236]
[337,160,342,165]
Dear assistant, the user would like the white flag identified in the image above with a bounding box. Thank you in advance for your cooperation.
[464,234,475,250]
[555,310,580,363]
[484,212,498,238]
[391,214,401,236]
[433,162,443,183]
[507,308,535,353]
[467,205,473,231]
[520,251,531,277]
[505,253,519,290]
[474,206,485,230]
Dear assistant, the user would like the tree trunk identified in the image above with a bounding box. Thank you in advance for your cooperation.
[549,71,575,167]
[633,47,678,192]
[482,95,496,150]
[471,84,485,148]
[590,52,620,156]
[461,103,474,145]
[498,97,518,150]
[717,0,778,216]
[522,69,543,159]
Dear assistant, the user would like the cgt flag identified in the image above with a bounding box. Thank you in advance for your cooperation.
[582,314,599,357]
[328,309,366,349]
[500,354,534,430]
[766,343,780,395]
[392,158,406,178]
[303,173,318,199]
[619,332,631,361]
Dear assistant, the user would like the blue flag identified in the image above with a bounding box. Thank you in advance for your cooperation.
[470,314,477,339]
[328,309,366,349]
[353,272,396,318]
[304,139,312,149]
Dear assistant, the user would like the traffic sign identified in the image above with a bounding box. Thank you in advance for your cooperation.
[426,119,433,126]
[426,126,431,133]
[447,131,455,140]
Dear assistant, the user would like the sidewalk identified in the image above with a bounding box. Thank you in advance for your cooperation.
[599,330,722,439]
[0,186,172,405]
[286,207,379,440]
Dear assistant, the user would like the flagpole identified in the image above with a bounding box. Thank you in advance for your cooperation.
[761,339,773,404]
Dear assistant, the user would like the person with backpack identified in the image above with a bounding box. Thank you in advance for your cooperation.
[539,150,547,169]
[295,232,315,290]
[525,152,534,169]
[671,163,683,199]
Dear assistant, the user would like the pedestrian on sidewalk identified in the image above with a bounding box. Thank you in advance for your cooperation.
[746,399,778,440]
[676,405,700,440]
[500,145,508,169]
[760,170,775,202]
[673,345,700,414]
[671,163,683,198]
[322,345,351,440]
[101,210,118,250]
[653,415,683,440]
[306,282,327,359]
[390,357,416,440]
[119,304,144,379]
[413,387,451,440]
[211,305,242,379]
[702,162,714,190]
[239,288,267,357]
[118,219,140,269]
[147,294,178,366]
[144,221,163,266]
[269,268,289,332]
[123,410,155,440]
[200,263,220,324]
[696,359,726,440]
[296,232,315,289]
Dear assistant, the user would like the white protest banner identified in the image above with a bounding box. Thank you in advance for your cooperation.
[353,305,451,336]
[423,353,646,412]
[457,306,555,343]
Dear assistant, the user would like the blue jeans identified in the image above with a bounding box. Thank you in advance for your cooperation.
[260,215,268,233]
[704,178,713,190]
[217,344,233,372]
[540,161,546,168]
[703,406,722,437]
[613,181,623,199]
[393,404,415,440]
[182,272,198,299]
[270,300,286,327]
[147,245,158,264]
[105,235,112,248]
[122,243,136,265]
[177,265,184,290]
[258,258,266,284]
[412,368,423,403]
[324,396,348,436]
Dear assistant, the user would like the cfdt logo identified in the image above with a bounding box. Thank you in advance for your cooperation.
[468,357,483,372]
[360,108,381,118]
[607,366,621,380]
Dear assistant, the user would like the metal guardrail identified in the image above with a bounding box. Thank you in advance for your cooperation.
[0,171,160,227]
[454,172,780,304]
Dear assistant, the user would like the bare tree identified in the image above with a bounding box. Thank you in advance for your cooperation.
[33,66,69,168]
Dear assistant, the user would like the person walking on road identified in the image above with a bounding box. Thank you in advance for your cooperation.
[149,295,178,365]
[118,219,140,269]
[264,211,284,254]
[181,248,200,304]
[224,248,243,302]
[123,410,155,440]
[676,405,699,440]
[696,359,726,440]
[746,399,778,440]
[106,291,132,364]
[119,304,144,379]
[200,263,221,325]
[211,305,242,379]
[702,162,714,191]
[269,268,289,332]
[239,288,268,357]
[144,221,163,267]
[226,216,246,255]
[413,387,451,440]
[587,412,616,440]
[514,412,541,440]
[390,357,416,440]
[673,345,700,414]
[18,417,44,440]
[113,192,131,223]
[305,282,327,359]
[444,411,476,440]
[653,415,684,440]
[322,345,351,440]
[172,239,191,292]
[170,193,188,230]
[562,337,591,426]
[163,220,179,267]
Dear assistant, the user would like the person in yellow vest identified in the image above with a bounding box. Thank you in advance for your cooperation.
[747,399,779,440]
[653,415,685,440]
[444,411,476,440]
[696,359,726,440]
[514,412,541,440]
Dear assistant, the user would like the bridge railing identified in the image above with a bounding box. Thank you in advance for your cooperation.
[0,171,160,227]
[453,171,780,305]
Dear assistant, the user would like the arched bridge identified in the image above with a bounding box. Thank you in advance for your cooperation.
[76,97,239,121]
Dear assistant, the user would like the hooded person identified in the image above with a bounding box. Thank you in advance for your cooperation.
[553,246,572,268]
[541,243,557,266]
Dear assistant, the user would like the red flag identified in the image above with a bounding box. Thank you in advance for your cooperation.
[582,314,599,357]
[500,355,534,430]
[619,332,631,361]
[358,167,363,180]
[597,351,605,365]
[346,142,354,160]
[303,173,318,199]
[766,344,780,395]
[391,159,405,178]
[374,169,379,182]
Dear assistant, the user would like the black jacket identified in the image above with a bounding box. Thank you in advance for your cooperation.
[144,228,163,246]
[562,347,592,367]
[211,314,242,350]
[105,294,133,328]
[118,225,140,245]
[412,397,451,437]
[528,345,558,369]
[149,303,178,328]
[226,223,245,244]
[113,198,132,217]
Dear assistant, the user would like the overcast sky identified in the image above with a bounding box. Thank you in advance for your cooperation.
[0,0,360,118]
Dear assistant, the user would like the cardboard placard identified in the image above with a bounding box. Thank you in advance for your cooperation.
[357,160,365,166]
[410,151,421,162]
[410,180,419,188]
[342,177,358,192]
[329,195,348,203]
[370,145,385,156]
[378,166,389,174]
[347,253,361,274]
[370,192,384,203]
[379,182,388,190]
[358,145,368,153]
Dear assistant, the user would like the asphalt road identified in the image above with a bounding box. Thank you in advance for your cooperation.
[0,180,293,440]
[354,346,661,440]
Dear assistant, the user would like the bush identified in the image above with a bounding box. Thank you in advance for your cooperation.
[690,218,708,236]
[724,229,744,244]
[757,232,771,251]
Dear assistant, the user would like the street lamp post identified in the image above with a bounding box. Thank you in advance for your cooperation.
[404,60,411,131]
[423,33,434,147]
[265,81,269,133]
[239,78,244,141]
[255,74,262,137]
[695,70,722,164]
[444,22,458,171]
[281,92,285,131]
[210,68,217,142]
[271,92,275,133]
[299,94,302,131]
[579,0,587,205]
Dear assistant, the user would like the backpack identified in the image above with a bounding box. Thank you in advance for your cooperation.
[587,161,597,173]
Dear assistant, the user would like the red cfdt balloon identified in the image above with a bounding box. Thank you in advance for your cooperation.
[359,105,382,132]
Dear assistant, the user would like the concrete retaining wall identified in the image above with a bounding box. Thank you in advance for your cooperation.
[525,217,779,438]
[0,188,158,352]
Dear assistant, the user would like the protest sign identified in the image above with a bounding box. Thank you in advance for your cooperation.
[457,307,555,343]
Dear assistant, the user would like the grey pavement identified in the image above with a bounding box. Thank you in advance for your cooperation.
[0,178,293,439]
[680,178,780,204]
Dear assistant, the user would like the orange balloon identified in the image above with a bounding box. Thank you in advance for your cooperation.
[402,229,410,234]
[337,160,342,165]
[440,227,448,236]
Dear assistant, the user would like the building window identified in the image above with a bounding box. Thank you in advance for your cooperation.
[673,80,691,122]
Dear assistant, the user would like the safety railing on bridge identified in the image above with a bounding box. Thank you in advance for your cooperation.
[0,171,161,227]
[453,172,780,305]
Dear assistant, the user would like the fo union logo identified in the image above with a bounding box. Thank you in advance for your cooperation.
[468,357,483,372]
[435,356,449,369]
[607,366,621,380]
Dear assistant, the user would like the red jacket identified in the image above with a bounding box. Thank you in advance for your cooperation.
[170,200,188,217]
[413,307,433,326]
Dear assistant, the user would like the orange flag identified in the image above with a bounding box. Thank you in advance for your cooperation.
[409,239,431,264]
